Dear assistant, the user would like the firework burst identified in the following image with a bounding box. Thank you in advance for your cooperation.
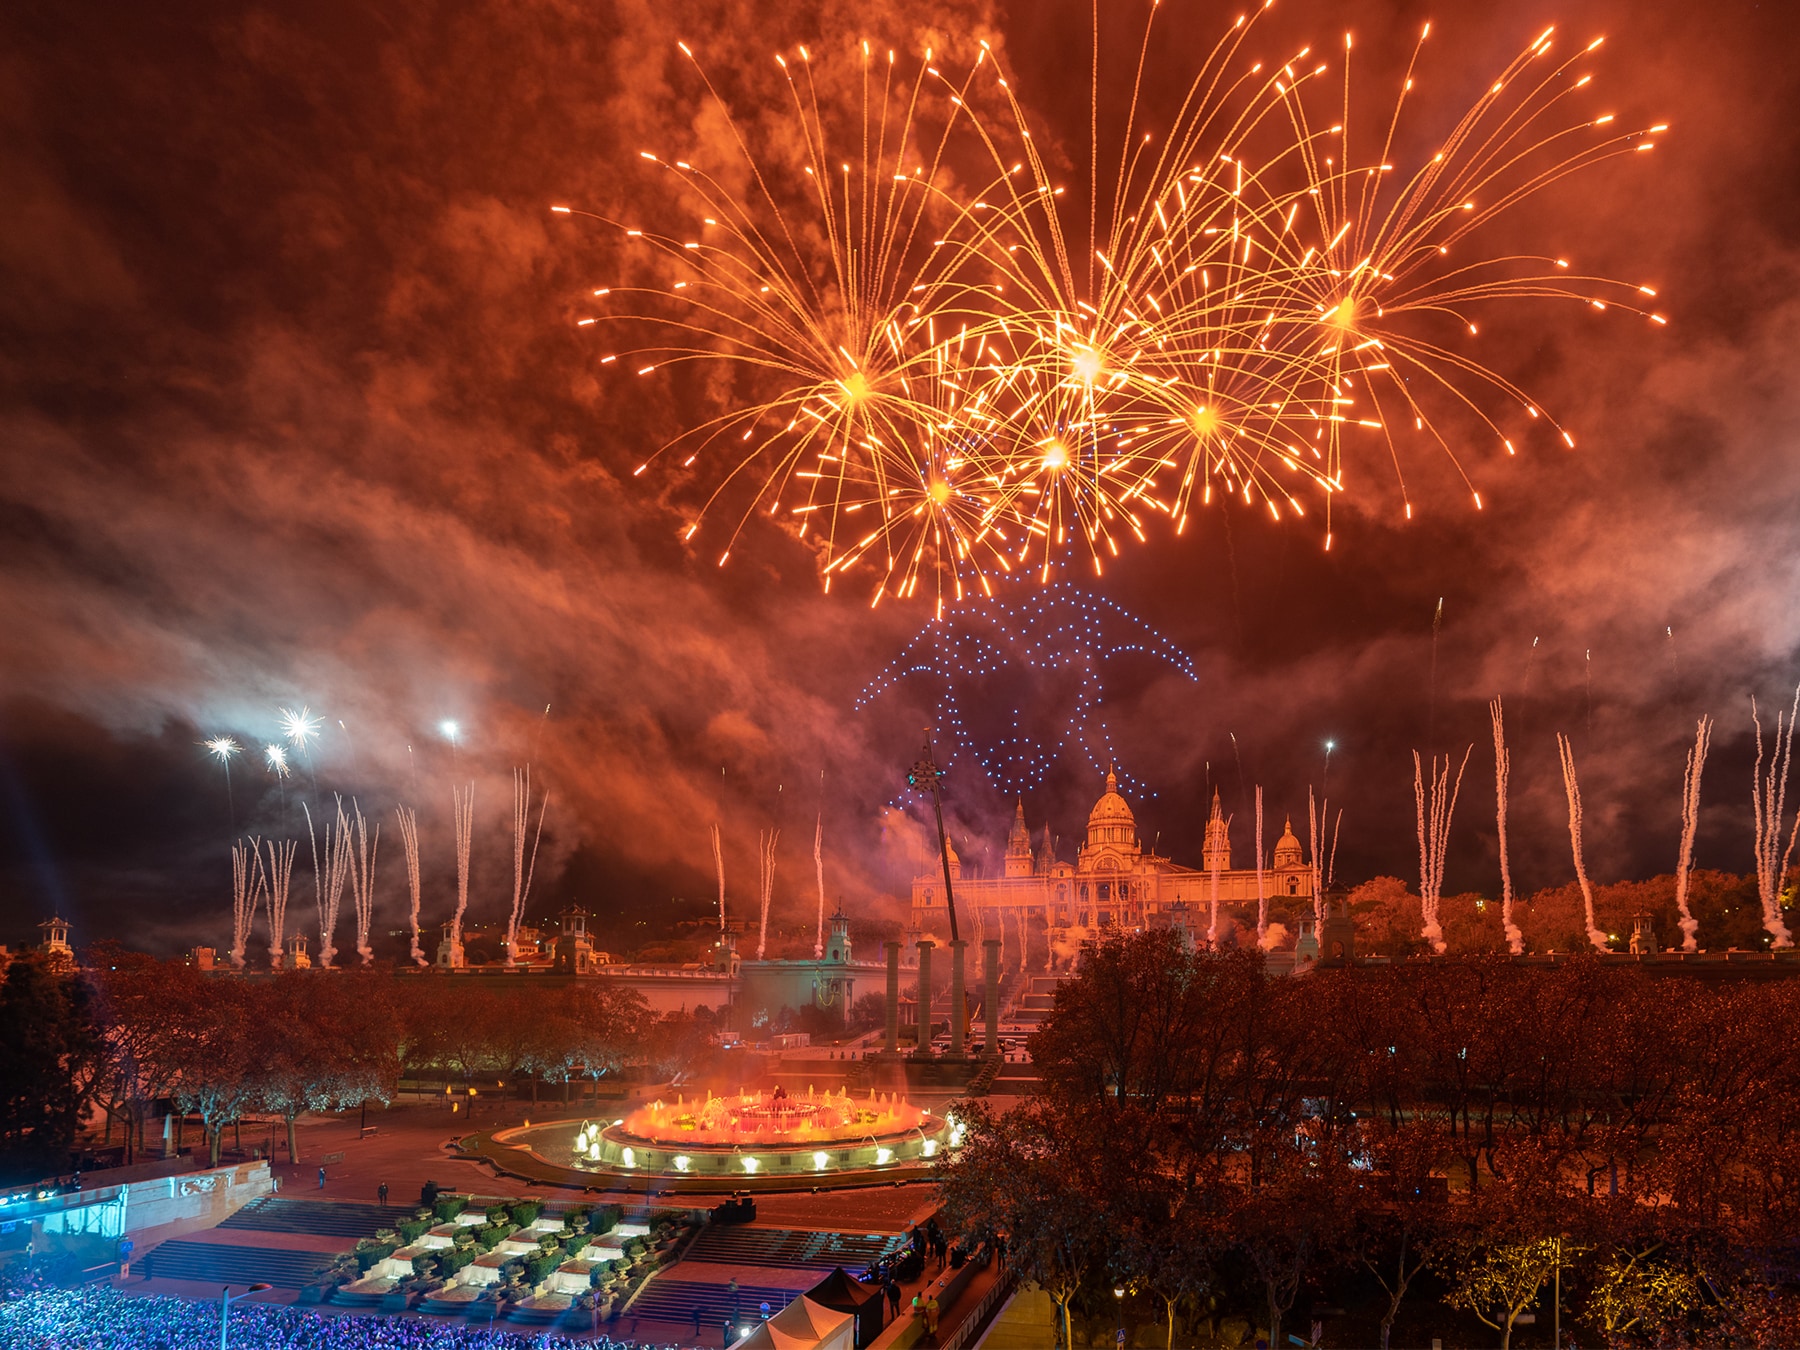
[568,14,1664,597]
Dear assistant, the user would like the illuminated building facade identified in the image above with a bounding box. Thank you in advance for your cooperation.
[910,771,1312,934]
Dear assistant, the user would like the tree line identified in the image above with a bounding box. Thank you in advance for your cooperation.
[938,930,1800,1349]
[0,946,679,1180]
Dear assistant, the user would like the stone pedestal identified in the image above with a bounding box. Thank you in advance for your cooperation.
[982,938,1001,1057]
[915,940,935,1054]
[884,941,901,1055]
[949,940,967,1057]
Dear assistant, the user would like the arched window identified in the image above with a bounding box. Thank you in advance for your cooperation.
[1288,876,1299,896]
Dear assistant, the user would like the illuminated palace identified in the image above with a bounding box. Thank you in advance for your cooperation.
[910,771,1313,935]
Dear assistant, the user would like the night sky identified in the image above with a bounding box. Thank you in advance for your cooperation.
[3,0,1799,956]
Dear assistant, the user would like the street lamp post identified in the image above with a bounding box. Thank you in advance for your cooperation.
[219,1283,270,1348]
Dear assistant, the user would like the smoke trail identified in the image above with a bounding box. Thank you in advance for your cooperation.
[395,805,426,966]
[345,800,380,965]
[1306,787,1326,928]
[1207,791,1223,946]
[1413,747,1472,955]
[1556,733,1608,952]
[449,783,474,966]
[813,813,826,958]
[263,838,295,968]
[1490,699,1522,955]
[229,837,263,970]
[505,767,550,964]
[304,797,351,968]
[711,823,726,933]
[756,828,780,959]
[1674,715,1712,953]
[1254,786,1268,946]
[1750,688,1800,950]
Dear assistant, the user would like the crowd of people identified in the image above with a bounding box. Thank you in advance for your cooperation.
[0,1285,692,1350]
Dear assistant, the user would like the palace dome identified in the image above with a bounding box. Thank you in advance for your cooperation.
[1086,768,1136,848]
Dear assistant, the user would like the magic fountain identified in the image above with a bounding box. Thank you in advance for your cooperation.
[527,1088,960,1180]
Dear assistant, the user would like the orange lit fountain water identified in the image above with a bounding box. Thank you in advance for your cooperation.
[553,1087,958,1180]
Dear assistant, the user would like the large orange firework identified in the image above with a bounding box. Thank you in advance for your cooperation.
[560,10,1664,602]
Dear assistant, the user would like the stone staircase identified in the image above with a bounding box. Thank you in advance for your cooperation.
[142,1238,333,1289]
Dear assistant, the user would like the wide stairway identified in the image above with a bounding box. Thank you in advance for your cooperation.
[143,1238,333,1289]
[684,1226,905,1272]
[1009,975,1063,1029]
[627,1278,807,1329]
[219,1197,396,1238]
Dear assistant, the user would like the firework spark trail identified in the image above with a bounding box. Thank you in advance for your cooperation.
[813,813,827,958]
[1556,733,1608,953]
[449,784,475,966]
[205,737,240,831]
[345,800,380,966]
[1750,689,1800,950]
[756,829,780,960]
[229,837,263,970]
[263,839,295,968]
[395,805,426,966]
[711,823,727,934]
[1413,747,1471,954]
[506,767,551,964]
[1490,698,1522,955]
[1328,808,1342,886]
[1674,715,1712,954]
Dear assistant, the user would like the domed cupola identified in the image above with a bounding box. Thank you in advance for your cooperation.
[1273,815,1304,869]
[1085,767,1136,849]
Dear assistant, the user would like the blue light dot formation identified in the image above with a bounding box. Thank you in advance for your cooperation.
[857,576,1197,803]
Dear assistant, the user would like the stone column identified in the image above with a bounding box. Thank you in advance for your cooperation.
[883,941,901,1055]
[949,940,967,1057]
[982,938,1001,1058]
[915,939,935,1053]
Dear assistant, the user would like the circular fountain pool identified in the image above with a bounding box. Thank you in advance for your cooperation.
[509,1088,960,1183]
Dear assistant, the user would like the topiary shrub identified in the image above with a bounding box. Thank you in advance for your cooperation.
[433,1195,469,1222]
[475,1224,508,1251]
[486,1204,513,1225]
[508,1199,544,1228]
[565,1234,591,1257]
[523,1252,559,1288]
[396,1218,430,1245]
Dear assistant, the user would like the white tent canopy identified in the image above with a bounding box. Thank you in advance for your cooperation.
[729,1294,856,1350]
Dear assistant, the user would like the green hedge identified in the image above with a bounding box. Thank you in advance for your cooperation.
[508,1199,544,1228]
[589,1204,622,1235]
[523,1252,559,1287]
[436,1246,476,1277]
[474,1224,508,1251]
[485,1204,513,1225]
[433,1195,468,1222]
[565,1233,591,1257]
[396,1218,431,1245]
[353,1241,398,1273]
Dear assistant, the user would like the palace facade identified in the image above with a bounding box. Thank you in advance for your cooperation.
[910,770,1313,935]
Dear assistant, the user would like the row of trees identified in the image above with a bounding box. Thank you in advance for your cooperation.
[0,948,689,1179]
[939,932,1800,1348]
